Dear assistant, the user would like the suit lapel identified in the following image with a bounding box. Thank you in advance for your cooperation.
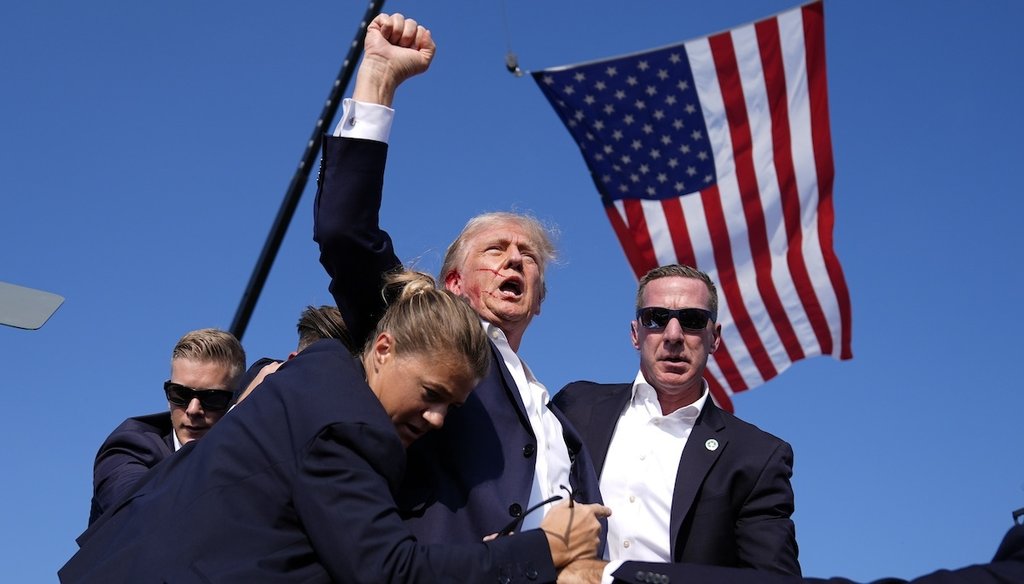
[584,385,632,478]
[668,400,727,555]
[490,341,534,435]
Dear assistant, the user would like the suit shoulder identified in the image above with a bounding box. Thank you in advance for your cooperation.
[553,381,628,408]
[272,339,361,387]
[108,412,172,441]
[715,406,792,452]
[96,413,173,464]
[260,339,392,433]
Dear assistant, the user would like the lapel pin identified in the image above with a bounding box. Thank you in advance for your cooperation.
[705,439,719,452]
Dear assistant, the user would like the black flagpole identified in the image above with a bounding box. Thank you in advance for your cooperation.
[230,0,386,340]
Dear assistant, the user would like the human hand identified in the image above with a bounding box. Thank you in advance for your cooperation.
[558,559,608,584]
[353,13,436,106]
[541,501,611,569]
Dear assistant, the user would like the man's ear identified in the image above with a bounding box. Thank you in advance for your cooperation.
[630,321,640,350]
[444,270,462,295]
[709,323,722,354]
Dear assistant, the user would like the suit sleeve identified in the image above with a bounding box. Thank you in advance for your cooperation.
[615,541,1024,584]
[614,561,799,584]
[734,440,801,575]
[313,136,402,348]
[294,422,558,583]
[91,431,169,523]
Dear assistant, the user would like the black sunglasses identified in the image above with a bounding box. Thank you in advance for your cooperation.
[163,381,234,411]
[636,306,715,331]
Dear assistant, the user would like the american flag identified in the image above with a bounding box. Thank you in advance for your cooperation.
[533,1,851,411]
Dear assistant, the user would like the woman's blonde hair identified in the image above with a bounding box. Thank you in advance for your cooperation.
[367,270,490,381]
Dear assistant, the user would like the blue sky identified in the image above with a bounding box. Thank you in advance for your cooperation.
[3,1,1023,581]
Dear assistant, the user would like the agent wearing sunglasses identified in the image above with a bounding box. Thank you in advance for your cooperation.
[87,328,245,525]
[553,264,800,580]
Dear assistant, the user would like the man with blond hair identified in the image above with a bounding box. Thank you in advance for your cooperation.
[87,328,245,524]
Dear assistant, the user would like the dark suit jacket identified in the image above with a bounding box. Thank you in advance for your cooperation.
[233,356,281,400]
[614,524,1024,584]
[313,136,603,543]
[88,412,174,525]
[552,381,799,574]
[60,340,557,583]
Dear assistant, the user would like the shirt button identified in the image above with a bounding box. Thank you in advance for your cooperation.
[508,503,523,517]
[629,495,636,503]
[623,540,631,548]
[522,444,536,458]
[639,454,647,461]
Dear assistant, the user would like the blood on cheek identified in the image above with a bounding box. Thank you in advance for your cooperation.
[473,268,508,299]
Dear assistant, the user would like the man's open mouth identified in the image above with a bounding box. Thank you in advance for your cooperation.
[499,279,523,296]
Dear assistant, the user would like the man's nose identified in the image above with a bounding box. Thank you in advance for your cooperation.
[185,397,204,416]
[504,245,524,270]
[662,317,686,342]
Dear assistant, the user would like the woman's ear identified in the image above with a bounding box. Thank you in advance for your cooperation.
[371,331,394,372]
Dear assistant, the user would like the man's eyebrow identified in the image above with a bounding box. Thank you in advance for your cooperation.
[481,236,512,246]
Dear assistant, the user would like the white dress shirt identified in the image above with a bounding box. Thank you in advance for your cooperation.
[599,373,710,583]
[333,98,393,141]
[602,371,709,561]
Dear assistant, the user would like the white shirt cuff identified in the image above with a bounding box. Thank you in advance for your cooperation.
[601,560,624,584]
[332,98,394,143]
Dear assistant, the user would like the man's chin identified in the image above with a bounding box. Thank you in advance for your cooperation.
[653,370,698,390]
[492,304,537,325]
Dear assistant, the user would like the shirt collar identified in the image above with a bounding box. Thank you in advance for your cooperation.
[482,319,510,349]
[630,370,709,418]
[482,319,542,383]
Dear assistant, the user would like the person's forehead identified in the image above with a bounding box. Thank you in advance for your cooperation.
[468,221,538,247]
[407,355,474,403]
[641,276,710,307]
[171,358,233,381]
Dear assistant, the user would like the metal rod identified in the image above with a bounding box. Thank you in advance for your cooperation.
[230,0,386,340]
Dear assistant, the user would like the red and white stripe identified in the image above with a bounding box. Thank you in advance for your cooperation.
[605,2,852,410]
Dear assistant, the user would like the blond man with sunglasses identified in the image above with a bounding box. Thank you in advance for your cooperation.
[87,328,244,525]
